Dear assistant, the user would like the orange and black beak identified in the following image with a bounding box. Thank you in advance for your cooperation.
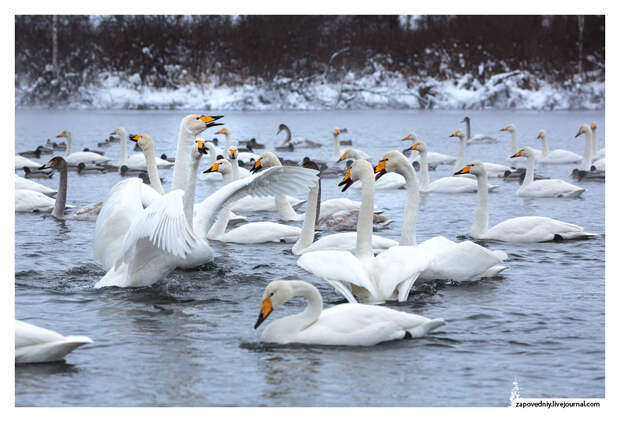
[575,128,583,138]
[56,131,64,138]
[454,165,471,176]
[202,162,220,174]
[338,168,354,192]
[250,158,262,174]
[336,153,347,163]
[401,134,412,142]
[510,149,523,158]
[111,130,118,135]
[199,115,224,129]
[229,149,238,160]
[196,140,207,154]
[402,143,419,155]
[375,159,387,181]
[128,134,141,142]
[449,131,458,138]
[254,297,273,329]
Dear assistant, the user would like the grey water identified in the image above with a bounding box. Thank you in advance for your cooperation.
[14,109,605,406]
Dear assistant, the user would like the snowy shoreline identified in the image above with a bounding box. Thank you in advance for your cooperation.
[16,68,604,111]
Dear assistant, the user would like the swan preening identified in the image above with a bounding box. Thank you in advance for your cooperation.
[511,147,585,198]
[16,320,92,364]
[254,280,445,346]
[455,161,594,242]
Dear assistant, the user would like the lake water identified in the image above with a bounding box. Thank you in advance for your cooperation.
[14,109,605,406]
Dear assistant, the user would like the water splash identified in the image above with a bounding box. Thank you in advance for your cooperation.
[509,376,520,406]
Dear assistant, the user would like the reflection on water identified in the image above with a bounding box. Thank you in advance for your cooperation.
[15,109,604,406]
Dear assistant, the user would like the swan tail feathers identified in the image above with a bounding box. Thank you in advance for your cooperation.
[406,318,446,338]
[326,279,358,304]
[476,264,508,279]
[16,337,92,363]
[397,273,420,302]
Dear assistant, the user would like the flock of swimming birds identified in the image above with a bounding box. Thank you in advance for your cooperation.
[15,114,602,363]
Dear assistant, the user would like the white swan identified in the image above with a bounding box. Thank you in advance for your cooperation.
[449,130,512,177]
[331,128,366,161]
[15,320,92,364]
[338,148,406,190]
[254,280,445,346]
[15,155,42,170]
[15,174,56,196]
[56,130,111,165]
[292,161,397,255]
[500,124,542,162]
[215,127,260,163]
[575,123,596,171]
[462,116,498,144]
[511,147,585,198]
[401,132,456,167]
[15,189,60,213]
[406,141,497,193]
[374,150,507,282]
[114,127,173,169]
[202,158,302,244]
[536,129,582,164]
[455,161,594,242]
[197,140,224,181]
[298,160,434,304]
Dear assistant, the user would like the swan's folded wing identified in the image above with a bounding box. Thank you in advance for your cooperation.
[119,189,199,266]
[422,239,504,281]
[297,251,378,299]
[194,166,318,238]
[94,178,146,270]
[373,246,431,299]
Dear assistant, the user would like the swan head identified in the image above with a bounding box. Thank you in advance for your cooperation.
[591,122,597,130]
[39,156,67,170]
[277,123,290,135]
[333,127,347,135]
[195,138,208,155]
[182,114,224,136]
[215,127,230,136]
[250,151,281,174]
[449,129,465,139]
[56,130,69,138]
[202,158,231,175]
[511,146,535,158]
[375,150,407,180]
[254,280,297,329]
[338,159,371,192]
[536,130,545,140]
[401,132,418,142]
[500,124,516,133]
[128,134,155,152]
[461,116,470,123]
[111,127,125,136]
[454,160,486,177]
[228,146,238,160]
[576,123,592,138]
[403,140,427,155]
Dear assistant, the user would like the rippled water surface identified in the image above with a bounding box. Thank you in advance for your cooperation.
[15,109,605,406]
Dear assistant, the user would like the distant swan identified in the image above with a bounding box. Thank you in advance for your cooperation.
[450,129,512,177]
[15,155,42,170]
[500,124,542,162]
[511,147,585,198]
[462,116,498,144]
[16,320,92,364]
[536,129,582,164]
[114,127,173,169]
[254,280,445,346]
[401,132,456,167]
[276,123,321,149]
[15,174,56,196]
[455,161,594,242]
[56,130,111,165]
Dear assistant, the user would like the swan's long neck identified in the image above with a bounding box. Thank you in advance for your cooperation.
[276,195,301,220]
[582,128,593,170]
[209,208,230,238]
[510,130,518,155]
[419,149,430,190]
[65,132,72,156]
[119,128,127,163]
[332,133,340,158]
[292,180,320,254]
[540,134,549,157]
[399,161,419,246]
[465,119,471,140]
[282,126,292,144]
[172,123,196,191]
[453,135,466,173]
[52,165,67,219]
[288,281,323,331]
[591,127,598,156]
[231,158,240,181]
[207,143,218,165]
[225,133,231,155]
[184,154,202,227]
[356,168,375,261]
[523,154,535,186]
[472,173,489,237]
[143,147,165,195]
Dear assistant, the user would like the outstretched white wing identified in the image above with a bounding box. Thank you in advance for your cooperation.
[194,166,318,239]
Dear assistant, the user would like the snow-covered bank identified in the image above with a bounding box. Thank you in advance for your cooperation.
[16,66,604,111]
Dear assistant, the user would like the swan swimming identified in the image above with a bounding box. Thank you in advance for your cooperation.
[461,116,498,144]
[56,130,111,165]
[113,127,174,169]
[254,280,445,346]
[500,124,542,162]
[15,174,56,196]
[536,130,582,164]
[511,147,585,198]
[449,130,512,177]
[401,132,456,167]
[16,320,92,364]
[455,161,594,242]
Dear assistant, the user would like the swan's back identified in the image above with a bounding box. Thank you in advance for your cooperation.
[16,320,92,363]
[517,179,585,198]
[486,216,589,242]
[15,189,56,212]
